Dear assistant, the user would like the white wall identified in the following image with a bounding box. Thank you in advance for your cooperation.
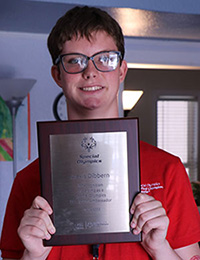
[32,0,200,14]
[0,31,62,243]
[124,37,200,67]
[0,30,200,257]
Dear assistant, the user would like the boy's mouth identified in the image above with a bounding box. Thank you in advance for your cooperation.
[81,86,103,92]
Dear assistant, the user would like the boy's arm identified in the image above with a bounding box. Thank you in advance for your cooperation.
[175,243,200,260]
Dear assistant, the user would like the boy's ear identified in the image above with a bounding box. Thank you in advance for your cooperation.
[51,65,62,88]
[119,60,128,84]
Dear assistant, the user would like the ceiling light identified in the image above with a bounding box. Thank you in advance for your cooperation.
[122,90,143,111]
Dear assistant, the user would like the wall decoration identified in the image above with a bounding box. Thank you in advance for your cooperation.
[0,94,31,162]
[0,96,13,161]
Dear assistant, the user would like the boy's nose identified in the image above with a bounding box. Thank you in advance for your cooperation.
[82,59,97,79]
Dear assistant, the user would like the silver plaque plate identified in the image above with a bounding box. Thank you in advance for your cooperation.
[50,132,129,235]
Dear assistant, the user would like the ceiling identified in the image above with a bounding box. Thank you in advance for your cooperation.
[0,0,200,41]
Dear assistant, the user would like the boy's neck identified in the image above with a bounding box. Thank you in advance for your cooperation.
[67,105,119,121]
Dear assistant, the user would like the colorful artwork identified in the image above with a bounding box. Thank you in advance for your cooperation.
[0,96,13,161]
[0,95,30,161]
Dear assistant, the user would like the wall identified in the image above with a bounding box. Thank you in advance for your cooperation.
[0,31,62,242]
[125,69,200,145]
[32,0,200,14]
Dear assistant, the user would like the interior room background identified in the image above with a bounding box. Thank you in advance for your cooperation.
[0,1,200,257]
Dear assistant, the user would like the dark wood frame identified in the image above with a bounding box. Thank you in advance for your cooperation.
[37,117,141,246]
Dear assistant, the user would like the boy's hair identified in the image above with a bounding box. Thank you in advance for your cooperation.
[47,6,125,65]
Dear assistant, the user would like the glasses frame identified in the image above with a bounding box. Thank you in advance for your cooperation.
[55,51,122,74]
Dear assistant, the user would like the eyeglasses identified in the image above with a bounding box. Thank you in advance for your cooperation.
[55,51,122,74]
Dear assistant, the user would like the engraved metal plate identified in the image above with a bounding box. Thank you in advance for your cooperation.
[50,132,129,235]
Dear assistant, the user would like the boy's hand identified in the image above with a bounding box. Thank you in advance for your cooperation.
[18,196,56,260]
[130,193,169,256]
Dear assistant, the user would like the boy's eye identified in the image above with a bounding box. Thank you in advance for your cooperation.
[99,55,109,63]
[67,57,82,64]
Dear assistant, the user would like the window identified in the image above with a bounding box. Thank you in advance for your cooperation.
[157,96,198,181]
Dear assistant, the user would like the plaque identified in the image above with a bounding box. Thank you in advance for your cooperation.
[37,118,141,246]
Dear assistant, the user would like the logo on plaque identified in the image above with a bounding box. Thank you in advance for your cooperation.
[81,137,97,152]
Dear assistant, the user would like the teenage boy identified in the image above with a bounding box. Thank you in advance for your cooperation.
[1,6,200,260]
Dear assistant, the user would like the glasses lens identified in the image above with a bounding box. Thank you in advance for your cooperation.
[62,54,87,73]
[59,51,121,74]
[93,52,120,72]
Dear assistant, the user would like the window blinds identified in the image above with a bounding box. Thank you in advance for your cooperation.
[157,98,198,181]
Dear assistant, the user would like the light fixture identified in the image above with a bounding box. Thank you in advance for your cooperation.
[122,90,143,116]
[0,78,36,178]
[127,63,200,70]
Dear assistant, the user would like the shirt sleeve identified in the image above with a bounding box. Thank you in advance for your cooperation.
[0,160,40,259]
[165,158,200,249]
[0,176,26,258]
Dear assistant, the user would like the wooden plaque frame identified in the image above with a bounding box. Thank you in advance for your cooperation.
[37,117,141,246]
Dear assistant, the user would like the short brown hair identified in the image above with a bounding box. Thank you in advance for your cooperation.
[47,6,125,65]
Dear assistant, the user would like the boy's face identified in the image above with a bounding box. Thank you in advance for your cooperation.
[52,30,127,118]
